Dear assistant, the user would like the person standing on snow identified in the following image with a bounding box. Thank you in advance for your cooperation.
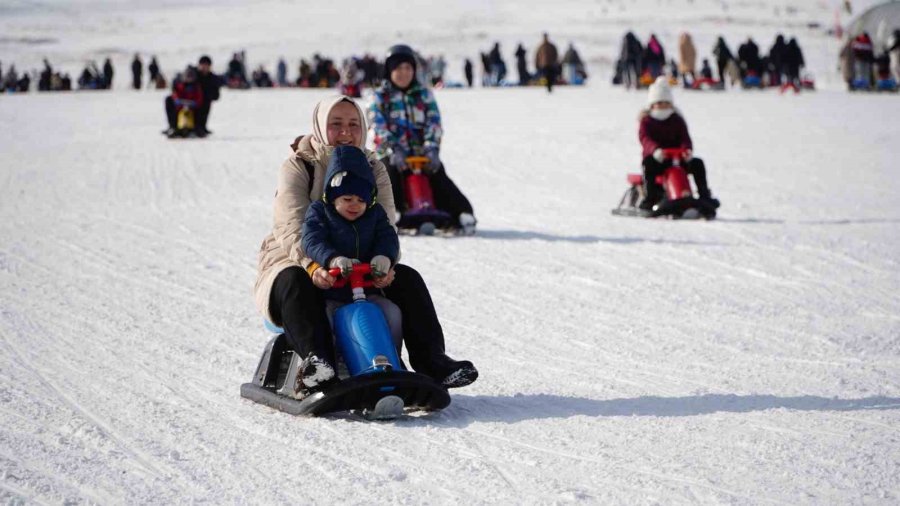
[677,33,697,86]
[712,36,734,87]
[102,58,114,89]
[783,38,805,87]
[637,77,719,215]
[196,55,222,135]
[851,32,875,88]
[464,58,474,87]
[368,44,477,235]
[642,34,666,78]
[561,42,584,84]
[255,95,478,394]
[514,43,530,85]
[619,32,644,89]
[535,32,559,92]
[131,54,143,90]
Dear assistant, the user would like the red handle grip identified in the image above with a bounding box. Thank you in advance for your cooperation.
[327,263,375,289]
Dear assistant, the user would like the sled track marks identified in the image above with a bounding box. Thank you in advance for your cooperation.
[0,313,207,501]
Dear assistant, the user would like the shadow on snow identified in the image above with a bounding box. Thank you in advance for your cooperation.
[431,393,900,425]
[475,229,723,246]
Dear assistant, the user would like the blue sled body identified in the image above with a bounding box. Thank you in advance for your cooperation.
[333,300,403,375]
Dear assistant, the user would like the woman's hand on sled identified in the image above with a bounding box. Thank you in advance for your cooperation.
[371,267,395,288]
[311,267,336,289]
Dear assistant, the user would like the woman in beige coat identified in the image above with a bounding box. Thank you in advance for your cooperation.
[254,95,478,395]
[678,32,697,84]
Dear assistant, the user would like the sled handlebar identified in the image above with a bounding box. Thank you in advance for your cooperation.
[661,148,690,165]
[406,156,430,171]
[328,263,375,289]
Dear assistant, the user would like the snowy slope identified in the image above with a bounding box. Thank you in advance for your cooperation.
[3,1,900,504]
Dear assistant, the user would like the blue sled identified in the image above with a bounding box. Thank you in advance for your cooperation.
[242,300,449,419]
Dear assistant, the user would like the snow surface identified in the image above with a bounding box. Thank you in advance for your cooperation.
[2,1,900,504]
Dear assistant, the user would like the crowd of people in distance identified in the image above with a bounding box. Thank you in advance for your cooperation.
[614,31,809,90]
[473,33,588,90]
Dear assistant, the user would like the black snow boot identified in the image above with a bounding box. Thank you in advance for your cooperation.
[431,355,479,388]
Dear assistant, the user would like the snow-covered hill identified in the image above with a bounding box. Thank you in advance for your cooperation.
[2,1,899,504]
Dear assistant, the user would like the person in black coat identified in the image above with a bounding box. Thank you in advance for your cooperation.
[620,32,643,88]
[148,56,160,86]
[514,43,530,85]
[768,35,786,85]
[737,37,761,78]
[102,58,114,89]
[196,55,222,135]
[131,54,142,90]
[712,36,733,84]
[464,58,473,87]
[784,38,805,85]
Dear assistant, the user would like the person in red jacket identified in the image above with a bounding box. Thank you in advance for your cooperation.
[638,77,719,212]
[163,66,205,137]
[850,32,875,88]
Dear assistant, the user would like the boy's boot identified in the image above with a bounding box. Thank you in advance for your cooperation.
[293,353,337,399]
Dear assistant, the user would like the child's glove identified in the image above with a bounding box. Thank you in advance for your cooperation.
[328,256,355,277]
[425,148,441,174]
[369,255,391,277]
[652,148,665,163]
[389,150,408,171]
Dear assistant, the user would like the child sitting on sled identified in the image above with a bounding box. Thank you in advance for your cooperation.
[299,145,402,397]
[638,77,720,212]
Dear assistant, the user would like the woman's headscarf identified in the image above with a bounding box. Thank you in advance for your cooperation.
[309,95,368,157]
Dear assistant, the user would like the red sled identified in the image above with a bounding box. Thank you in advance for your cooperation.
[611,148,717,220]
[396,156,453,235]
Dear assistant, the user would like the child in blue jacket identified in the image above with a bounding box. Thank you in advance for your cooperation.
[301,146,402,394]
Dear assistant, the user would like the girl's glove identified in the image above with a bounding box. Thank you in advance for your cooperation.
[369,255,391,277]
[328,256,355,277]
[389,150,408,171]
[652,148,665,163]
[425,148,441,173]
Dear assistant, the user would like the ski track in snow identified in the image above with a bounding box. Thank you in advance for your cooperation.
[2,0,900,503]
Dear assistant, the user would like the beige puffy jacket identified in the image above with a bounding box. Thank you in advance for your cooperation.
[678,33,697,75]
[253,97,396,323]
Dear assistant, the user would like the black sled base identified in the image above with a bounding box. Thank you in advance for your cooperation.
[240,334,450,419]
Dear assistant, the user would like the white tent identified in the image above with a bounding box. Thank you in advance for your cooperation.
[846,0,900,53]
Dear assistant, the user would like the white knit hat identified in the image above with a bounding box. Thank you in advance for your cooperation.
[647,76,674,106]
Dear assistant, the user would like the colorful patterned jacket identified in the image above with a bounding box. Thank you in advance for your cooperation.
[368,81,443,158]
